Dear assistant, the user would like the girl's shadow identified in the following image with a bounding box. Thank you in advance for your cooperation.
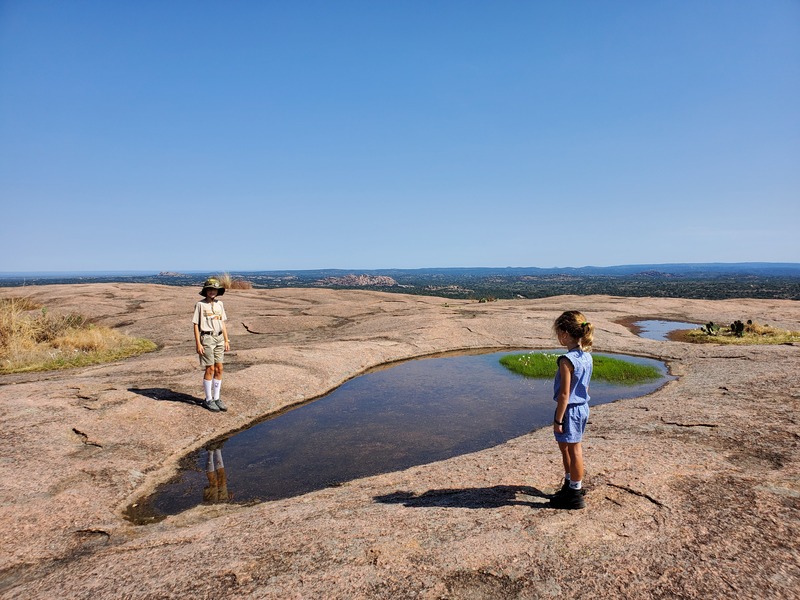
[374,485,549,509]
[129,388,199,405]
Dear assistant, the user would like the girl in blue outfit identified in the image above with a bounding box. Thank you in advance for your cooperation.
[550,310,594,509]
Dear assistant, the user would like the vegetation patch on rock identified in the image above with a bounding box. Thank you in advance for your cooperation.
[686,320,800,345]
[0,297,156,373]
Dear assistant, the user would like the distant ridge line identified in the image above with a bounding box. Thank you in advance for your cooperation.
[2,262,799,279]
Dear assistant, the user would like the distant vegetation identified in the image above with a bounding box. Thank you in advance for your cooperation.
[500,352,662,385]
[687,319,800,345]
[0,297,156,374]
[2,264,799,301]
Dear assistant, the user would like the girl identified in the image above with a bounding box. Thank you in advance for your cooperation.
[549,310,594,509]
[192,278,231,412]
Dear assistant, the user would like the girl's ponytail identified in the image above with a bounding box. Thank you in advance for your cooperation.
[553,310,594,351]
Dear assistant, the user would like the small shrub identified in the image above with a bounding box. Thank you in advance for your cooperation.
[216,272,253,290]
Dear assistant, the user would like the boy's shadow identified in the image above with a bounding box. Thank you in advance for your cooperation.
[374,485,549,509]
[129,388,199,405]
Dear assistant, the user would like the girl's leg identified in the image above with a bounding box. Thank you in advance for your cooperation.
[566,442,584,487]
[558,441,571,483]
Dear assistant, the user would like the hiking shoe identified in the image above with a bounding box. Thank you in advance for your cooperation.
[214,398,228,412]
[548,487,586,510]
[204,400,220,412]
[552,479,570,497]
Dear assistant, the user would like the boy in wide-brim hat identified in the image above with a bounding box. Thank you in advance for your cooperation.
[192,278,230,412]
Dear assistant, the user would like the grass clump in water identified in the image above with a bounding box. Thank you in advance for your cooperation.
[0,297,157,374]
[500,352,662,385]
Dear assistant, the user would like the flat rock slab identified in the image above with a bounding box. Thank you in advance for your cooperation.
[0,284,798,599]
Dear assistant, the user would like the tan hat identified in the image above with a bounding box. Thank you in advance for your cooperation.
[200,277,226,296]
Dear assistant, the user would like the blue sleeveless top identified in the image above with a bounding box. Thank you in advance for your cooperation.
[553,348,593,405]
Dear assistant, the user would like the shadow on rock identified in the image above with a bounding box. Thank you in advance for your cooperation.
[129,388,199,405]
[375,485,548,509]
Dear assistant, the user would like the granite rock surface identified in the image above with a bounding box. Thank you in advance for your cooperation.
[0,284,798,599]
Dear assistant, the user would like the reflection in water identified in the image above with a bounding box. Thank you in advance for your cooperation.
[633,320,699,341]
[203,442,230,504]
[130,350,671,523]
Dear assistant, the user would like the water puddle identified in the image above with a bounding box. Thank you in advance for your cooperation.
[126,350,672,524]
[631,320,699,341]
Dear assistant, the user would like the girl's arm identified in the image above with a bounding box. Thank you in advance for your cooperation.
[222,322,230,351]
[554,357,572,434]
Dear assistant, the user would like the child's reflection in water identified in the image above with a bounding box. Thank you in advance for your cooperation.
[203,442,230,503]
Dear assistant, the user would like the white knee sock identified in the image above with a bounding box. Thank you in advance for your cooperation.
[212,378,222,400]
[206,451,215,472]
[213,449,224,469]
[203,379,213,401]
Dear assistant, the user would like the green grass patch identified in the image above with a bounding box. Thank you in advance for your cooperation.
[499,352,662,385]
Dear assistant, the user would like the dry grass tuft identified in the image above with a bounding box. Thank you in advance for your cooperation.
[216,272,253,290]
[0,296,157,373]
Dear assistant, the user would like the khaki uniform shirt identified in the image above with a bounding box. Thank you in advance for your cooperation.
[192,300,227,334]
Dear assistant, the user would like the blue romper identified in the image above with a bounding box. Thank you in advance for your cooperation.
[553,348,593,443]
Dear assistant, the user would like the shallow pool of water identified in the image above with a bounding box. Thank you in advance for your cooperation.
[128,350,671,523]
[633,320,699,341]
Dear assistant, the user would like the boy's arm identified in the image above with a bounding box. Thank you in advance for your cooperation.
[554,358,572,433]
[222,322,230,350]
[194,323,204,355]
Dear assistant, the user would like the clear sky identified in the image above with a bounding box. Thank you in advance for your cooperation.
[1,1,798,272]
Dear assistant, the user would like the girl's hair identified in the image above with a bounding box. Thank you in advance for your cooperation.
[553,310,594,350]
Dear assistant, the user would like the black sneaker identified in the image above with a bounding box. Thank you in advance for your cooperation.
[548,486,586,510]
[203,400,220,412]
[552,479,570,497]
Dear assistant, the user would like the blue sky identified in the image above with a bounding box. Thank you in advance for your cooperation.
[1,1,798,272]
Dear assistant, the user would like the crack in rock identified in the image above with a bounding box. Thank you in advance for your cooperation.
[607,483,667,508]
[660,417,719,428]
[72,428,102,448]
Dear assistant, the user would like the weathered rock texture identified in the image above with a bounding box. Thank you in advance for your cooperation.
[0,284,798,599]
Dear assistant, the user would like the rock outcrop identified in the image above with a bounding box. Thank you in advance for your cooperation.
[318,274,398,287]
[0,284,797,599]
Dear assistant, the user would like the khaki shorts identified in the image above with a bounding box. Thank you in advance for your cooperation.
[199,332,225,367]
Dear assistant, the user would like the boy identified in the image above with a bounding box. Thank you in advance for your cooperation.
[192,278,230,412]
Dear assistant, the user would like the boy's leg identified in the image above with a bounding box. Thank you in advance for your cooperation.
[203,366,214,397]
[202,365,218,411]
[212,363,226,411]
